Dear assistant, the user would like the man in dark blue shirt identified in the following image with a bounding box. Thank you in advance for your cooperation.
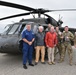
[22,23,35,69]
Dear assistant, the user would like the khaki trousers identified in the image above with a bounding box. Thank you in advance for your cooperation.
[48,47,55,62]
[35,46,45,62]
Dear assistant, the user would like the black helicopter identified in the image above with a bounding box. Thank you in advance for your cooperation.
[0,1,76,53]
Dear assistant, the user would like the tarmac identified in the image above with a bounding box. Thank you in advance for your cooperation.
[0,46,76,75]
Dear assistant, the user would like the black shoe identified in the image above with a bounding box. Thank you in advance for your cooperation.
[23,65,27,69]
[29,63,34,66]
[41,62,46,64]
[35,62,38,65]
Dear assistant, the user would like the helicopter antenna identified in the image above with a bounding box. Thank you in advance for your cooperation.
[32,14,35,18]
[30,11,35,18]
[30,13,35,18]
[59,14,63,20]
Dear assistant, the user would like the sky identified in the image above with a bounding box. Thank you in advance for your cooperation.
[0,0,76,32]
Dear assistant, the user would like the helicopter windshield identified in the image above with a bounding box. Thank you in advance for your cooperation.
[8,24,19,34]
[2,25,12,34]
[3,25,10,33]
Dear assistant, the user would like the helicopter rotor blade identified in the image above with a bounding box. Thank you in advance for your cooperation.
[0,11,44,21]
[0,12,31,21]
[0,1,76,21]
[1,8,76,21]
[0,1,36,11]
[0,1,76,13]
[49,9,76,12]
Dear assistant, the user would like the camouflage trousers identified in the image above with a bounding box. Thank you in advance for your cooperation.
[60,42,73,63]
[54,43,62,59]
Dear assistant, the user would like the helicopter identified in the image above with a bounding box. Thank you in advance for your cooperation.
[0,1,76,53]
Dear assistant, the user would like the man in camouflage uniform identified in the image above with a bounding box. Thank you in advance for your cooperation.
[73,32,76,65]
[54,26,62,59]
[73,32,76,48]
[59,26,74,66]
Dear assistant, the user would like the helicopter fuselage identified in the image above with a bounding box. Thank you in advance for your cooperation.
[0,18,48,53]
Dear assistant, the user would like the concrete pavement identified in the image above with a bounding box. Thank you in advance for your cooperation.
[0,46,76,75]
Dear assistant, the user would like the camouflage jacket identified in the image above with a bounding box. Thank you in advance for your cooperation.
[55,30,62,43]
[73,35,76,45]
[62,31,74,43]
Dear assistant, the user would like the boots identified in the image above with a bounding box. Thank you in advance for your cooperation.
[69,60,73,66]
[58,59,64,63]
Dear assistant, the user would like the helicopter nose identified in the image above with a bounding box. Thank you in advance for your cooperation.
[0,44,8,49]
[0,43,9,53]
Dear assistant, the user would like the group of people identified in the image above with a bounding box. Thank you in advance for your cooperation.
[22,23,76,69]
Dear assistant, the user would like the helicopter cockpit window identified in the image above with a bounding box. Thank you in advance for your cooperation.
[19,24,26,34]
[2,25,10,34]
[8,24,19,34]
